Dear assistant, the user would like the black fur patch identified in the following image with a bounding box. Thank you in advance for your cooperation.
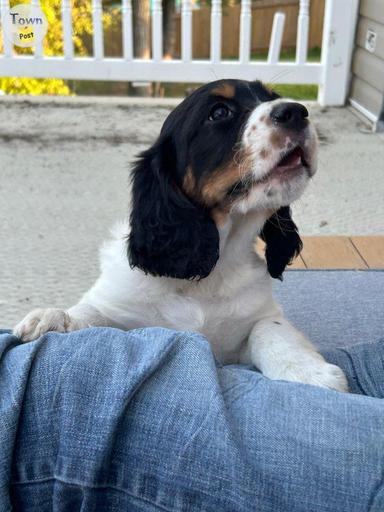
[128,140,219,279]
[260,206,303,280]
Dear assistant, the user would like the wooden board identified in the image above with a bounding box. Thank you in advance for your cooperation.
[350,236,384,269]
[300,236,367,269]
[255,236,384,270]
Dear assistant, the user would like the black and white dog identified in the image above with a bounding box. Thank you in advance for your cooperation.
[14,79,348,391]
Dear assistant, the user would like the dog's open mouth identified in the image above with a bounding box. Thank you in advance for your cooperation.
[226,146,310,199]
[257,145,310,186]
[275,146,309,171]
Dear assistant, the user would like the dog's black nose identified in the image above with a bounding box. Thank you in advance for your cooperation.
[270,102,309,131]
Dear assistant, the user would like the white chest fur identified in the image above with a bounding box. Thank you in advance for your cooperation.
[154,262,274,362]
[81,213,276,364]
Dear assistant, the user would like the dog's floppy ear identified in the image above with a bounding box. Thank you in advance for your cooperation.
[128,138,219,280]
[260,206,303,280]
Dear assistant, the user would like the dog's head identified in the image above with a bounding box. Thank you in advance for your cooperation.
[128,79,317,280]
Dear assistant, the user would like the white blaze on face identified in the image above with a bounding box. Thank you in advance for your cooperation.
[234,99,318,213]
[242,99,287,181]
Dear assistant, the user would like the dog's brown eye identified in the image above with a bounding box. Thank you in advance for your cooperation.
[209,104,232,121]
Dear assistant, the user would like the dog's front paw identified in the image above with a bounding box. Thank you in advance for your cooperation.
[13,308,76,343]
[271,359,349,392]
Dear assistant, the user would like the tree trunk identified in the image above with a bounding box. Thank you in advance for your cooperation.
[163,0,176,59]
[131,0,151,96]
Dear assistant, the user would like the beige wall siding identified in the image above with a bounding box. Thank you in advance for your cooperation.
[360,0,384,25]
[350,0,384,119]
[353,48,384,92]
[356,17,384,60]
[350,77,384,116]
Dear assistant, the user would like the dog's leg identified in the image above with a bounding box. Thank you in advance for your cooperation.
[242,315,348,392]
[13,303,117,343]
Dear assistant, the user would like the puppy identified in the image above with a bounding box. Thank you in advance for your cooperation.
[14,79,348,392]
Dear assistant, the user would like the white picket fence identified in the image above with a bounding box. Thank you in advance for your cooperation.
[0,0,359,106]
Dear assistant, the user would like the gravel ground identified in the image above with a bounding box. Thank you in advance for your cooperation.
[0,95,383,327]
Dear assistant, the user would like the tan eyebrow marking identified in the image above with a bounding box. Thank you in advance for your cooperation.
[211,83,235,99]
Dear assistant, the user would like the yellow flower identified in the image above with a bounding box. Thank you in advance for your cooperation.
[0,0,115,95]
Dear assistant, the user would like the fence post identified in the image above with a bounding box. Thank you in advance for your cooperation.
[31,0,43,57]
[152,0,163,62]
[122,0,133,61]
[318,0,359,106]
[0,0,12,57]
[181,0,192,62]
[268,12,285,64]
[62,0,73,59]
[92,0,104,59]
[296,0,309,64]
[239,0,252,64]
[210,0,222,64]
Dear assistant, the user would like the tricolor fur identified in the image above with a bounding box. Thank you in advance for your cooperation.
[14,79,347,391]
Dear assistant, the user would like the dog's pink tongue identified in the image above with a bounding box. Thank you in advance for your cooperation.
[278,148,302,168]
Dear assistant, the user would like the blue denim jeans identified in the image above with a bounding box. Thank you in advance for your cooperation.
[1,327,383,512]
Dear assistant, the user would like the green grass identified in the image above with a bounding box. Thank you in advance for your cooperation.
[251,46,321,62]
[162,83,318,101]
[268,84,318,100]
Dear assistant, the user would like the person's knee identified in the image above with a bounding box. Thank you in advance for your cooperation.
[52,327,214,386]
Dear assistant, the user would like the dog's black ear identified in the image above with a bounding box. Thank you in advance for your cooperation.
[128,138,219,280]
[260,206,303,280]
